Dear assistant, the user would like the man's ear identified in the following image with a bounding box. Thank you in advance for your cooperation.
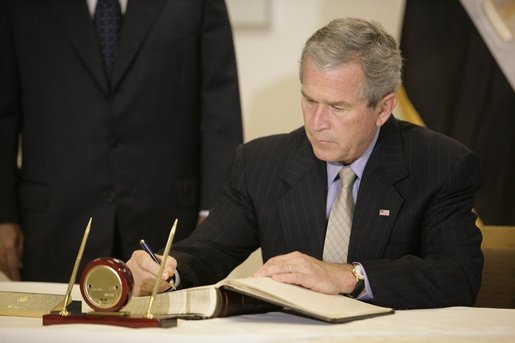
[375,93,397,127]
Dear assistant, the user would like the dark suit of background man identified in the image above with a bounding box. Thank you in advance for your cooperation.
[128,18,483,310]
[0,0,243,282]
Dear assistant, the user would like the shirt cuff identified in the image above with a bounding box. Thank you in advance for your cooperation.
[353,262,374,301]
[172,271,181,289]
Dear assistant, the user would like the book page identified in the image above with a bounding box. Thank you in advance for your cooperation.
[0,291,64,318]
[122,285,219,318]
[221,277,393,321]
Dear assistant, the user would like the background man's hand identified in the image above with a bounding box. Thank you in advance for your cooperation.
[0,223,24,281]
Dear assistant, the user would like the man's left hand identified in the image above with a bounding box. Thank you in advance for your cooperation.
[253,251,357,295]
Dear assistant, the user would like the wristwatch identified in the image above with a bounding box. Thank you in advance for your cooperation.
[348,263,365,298]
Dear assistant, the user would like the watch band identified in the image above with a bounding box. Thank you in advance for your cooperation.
[348,263,365,298]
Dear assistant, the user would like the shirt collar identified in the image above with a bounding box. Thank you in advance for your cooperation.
[86,0,128,17]
[326,127,380,185]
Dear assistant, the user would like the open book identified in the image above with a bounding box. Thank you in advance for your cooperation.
[121,277,394,323]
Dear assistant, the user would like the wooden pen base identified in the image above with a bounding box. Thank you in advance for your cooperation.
[42,312,177,328]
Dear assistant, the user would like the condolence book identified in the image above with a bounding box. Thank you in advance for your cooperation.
[122,277,394,323]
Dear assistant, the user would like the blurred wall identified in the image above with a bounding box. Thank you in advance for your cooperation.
[226,0,406,142]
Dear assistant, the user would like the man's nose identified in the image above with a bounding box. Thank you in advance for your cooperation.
[311,104,329,130]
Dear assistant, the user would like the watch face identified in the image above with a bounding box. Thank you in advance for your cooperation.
[352,263,365,280]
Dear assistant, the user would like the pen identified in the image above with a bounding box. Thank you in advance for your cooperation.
[139,239,176,290]
[139,239,161,264]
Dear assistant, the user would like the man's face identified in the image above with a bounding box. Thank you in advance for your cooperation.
[301,60,383,165]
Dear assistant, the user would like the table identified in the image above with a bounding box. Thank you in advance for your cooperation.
[1,281,514,342]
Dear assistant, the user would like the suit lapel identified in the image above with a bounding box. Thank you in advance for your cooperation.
[349,117,409,261]
[276,119,408,260]
[277,134,327,259]
[48,0,109,93]
[110,0,166,89]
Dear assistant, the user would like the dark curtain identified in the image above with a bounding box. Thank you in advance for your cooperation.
[400,0,515,225]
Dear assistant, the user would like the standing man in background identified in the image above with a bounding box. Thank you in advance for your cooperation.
[0,0,243,282]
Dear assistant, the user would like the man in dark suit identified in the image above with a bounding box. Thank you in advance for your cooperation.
[127,18,483,309]
[0,0,242,282]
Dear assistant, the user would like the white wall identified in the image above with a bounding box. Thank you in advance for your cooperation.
[227,0,406,142]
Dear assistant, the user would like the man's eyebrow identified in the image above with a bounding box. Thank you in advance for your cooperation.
[300,90,312,99]
[301,90,351,107]
[328,100,351,107]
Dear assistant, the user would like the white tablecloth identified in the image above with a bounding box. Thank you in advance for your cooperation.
[1,281,514,343]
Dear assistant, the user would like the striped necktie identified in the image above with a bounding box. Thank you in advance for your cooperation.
[323,167,356,263]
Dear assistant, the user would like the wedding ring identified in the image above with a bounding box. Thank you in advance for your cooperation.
[287,264,293,274]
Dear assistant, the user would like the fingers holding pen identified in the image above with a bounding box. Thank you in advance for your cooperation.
[126,250,176,296]
[143,252,175,281]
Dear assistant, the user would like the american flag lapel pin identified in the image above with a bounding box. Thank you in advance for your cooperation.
[379,209,390,217]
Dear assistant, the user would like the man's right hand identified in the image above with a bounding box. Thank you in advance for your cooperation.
[126,250,177,296]
[0,223,24,281]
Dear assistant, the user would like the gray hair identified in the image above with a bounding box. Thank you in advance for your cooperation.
[300,18,402,107]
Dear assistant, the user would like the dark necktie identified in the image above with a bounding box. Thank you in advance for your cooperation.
[95,0,121,76]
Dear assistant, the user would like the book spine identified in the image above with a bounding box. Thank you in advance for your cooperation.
[215,288,280,318]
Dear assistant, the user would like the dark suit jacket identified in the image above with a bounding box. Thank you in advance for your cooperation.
[171,117,484,309]
[0,0,242,281]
